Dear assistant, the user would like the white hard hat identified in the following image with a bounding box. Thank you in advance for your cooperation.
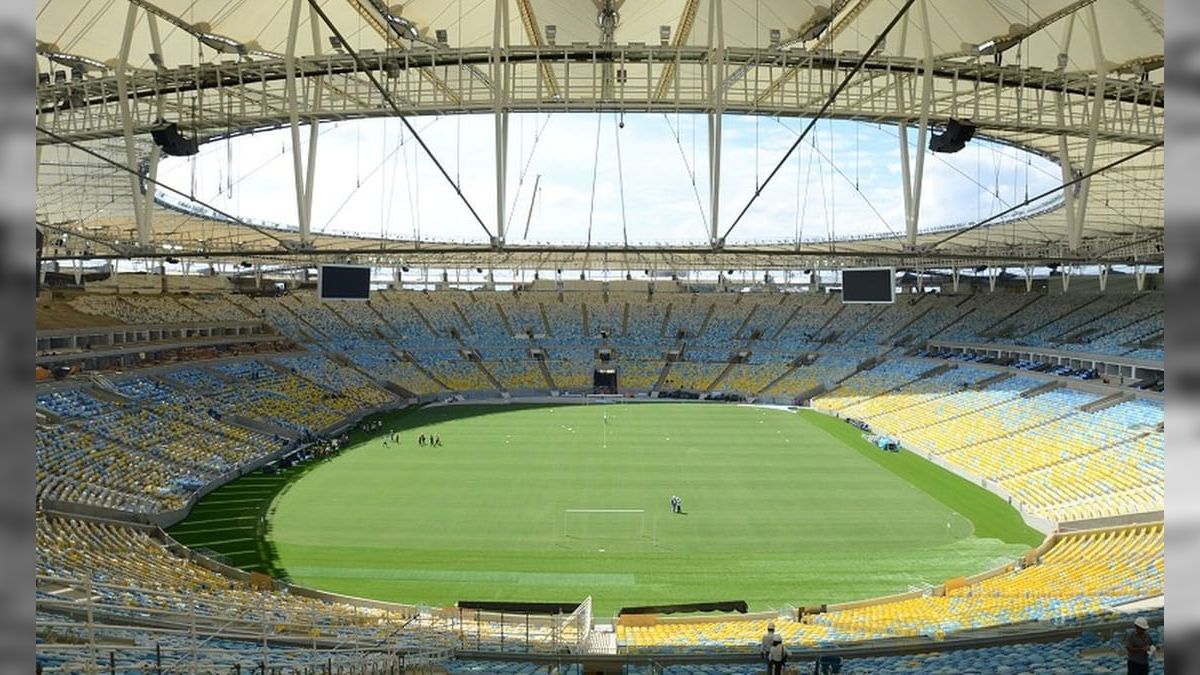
[1135,617,1149,630]
[773,635,782,643]
[767,623,775,630]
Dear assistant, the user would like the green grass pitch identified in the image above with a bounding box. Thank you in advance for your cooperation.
[169,403,1042,615]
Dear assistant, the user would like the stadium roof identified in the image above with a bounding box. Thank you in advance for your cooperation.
[35,0,1164,271]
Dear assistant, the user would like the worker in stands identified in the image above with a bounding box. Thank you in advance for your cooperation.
[1124,616,1156,675]
[760,622,776,661]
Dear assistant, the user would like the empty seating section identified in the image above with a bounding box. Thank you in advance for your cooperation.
[241,297,315,342]
[618,349,665,389]
[823,374,1165,521]
[695,299,751,344]
[458,298,509,343]
[347,349,442,395]
[173,294,254,322]
[423,350,493,391]
[329,299,399,340]
[547,349,594,389]
[619,524,1162,649]
[370,293,453,347]
[36,424,173,511]
[36,517,424,648]
[719,361,793,395]
[889,295,973,345]
[761,355,860,397]
[70,294,198,325]
[37,388,116,418]
[811,360,933,412]
[661,361,723,392]
[416,292,472,338]
[483,351,545,390]
[541,299,587,341]
[584,296,624,337]
[500,296,546,335]
[281,295,373,350]
[276,354,393,405]
[828,365,994,423]
[776,295,840,343]
[623,300,668,345]
[665,300,708,339]
[206,360,358,434]
[938,293,1038,343]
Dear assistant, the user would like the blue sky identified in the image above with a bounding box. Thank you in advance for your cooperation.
[156,113,1063,246]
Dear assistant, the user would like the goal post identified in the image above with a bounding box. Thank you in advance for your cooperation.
[560,508,648,542]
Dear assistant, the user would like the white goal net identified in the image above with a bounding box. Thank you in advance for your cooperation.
[560,508,648,542]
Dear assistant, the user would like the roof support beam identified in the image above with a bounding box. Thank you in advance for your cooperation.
[285,0,313,245]
[898,0,934,248]
[1071,4,1108,251]
[115,2,150,248]
[708,0,725,248]
[514,0,560,100]
[494,0,511,246]
[654,0,701,101]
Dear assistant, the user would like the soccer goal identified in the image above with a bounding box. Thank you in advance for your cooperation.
[560,508,650,544]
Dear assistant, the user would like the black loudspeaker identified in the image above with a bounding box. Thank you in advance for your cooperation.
[149,121,199,156]
[929,118,976,153]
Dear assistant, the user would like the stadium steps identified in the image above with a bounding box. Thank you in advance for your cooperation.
[407,301,442,337]
[996,431,1151,481]
[968,371,1014,390]
[1080,391,1134,413]
[755,360,801,396]
[658,303,673,338]
[1019,380,1063,398]
[581,301,591,336]
[1043,294,1139,343]
[223,413,302,441]
[320,301,367,338]
[163,294,208,321]
[813,303,848,343]
[820,362,948,415]
[1061,296,1151,343]
[534,353,558,390]
[891,386,1025,434]
[263,357,342,397]
[87,376,131,403]
[366,301,400,340]
[704,358,738,393]
[733,303,758,339]
[537,302,554,336]
[977,294,1045,339]
[467,351,506,392]
[652,360,673,393]
[399,351,453,391]
[494,301,516,337]
[451,300,476,336]
[835,304,891,344]
[276,300,323,342]
[696,302,717,339]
